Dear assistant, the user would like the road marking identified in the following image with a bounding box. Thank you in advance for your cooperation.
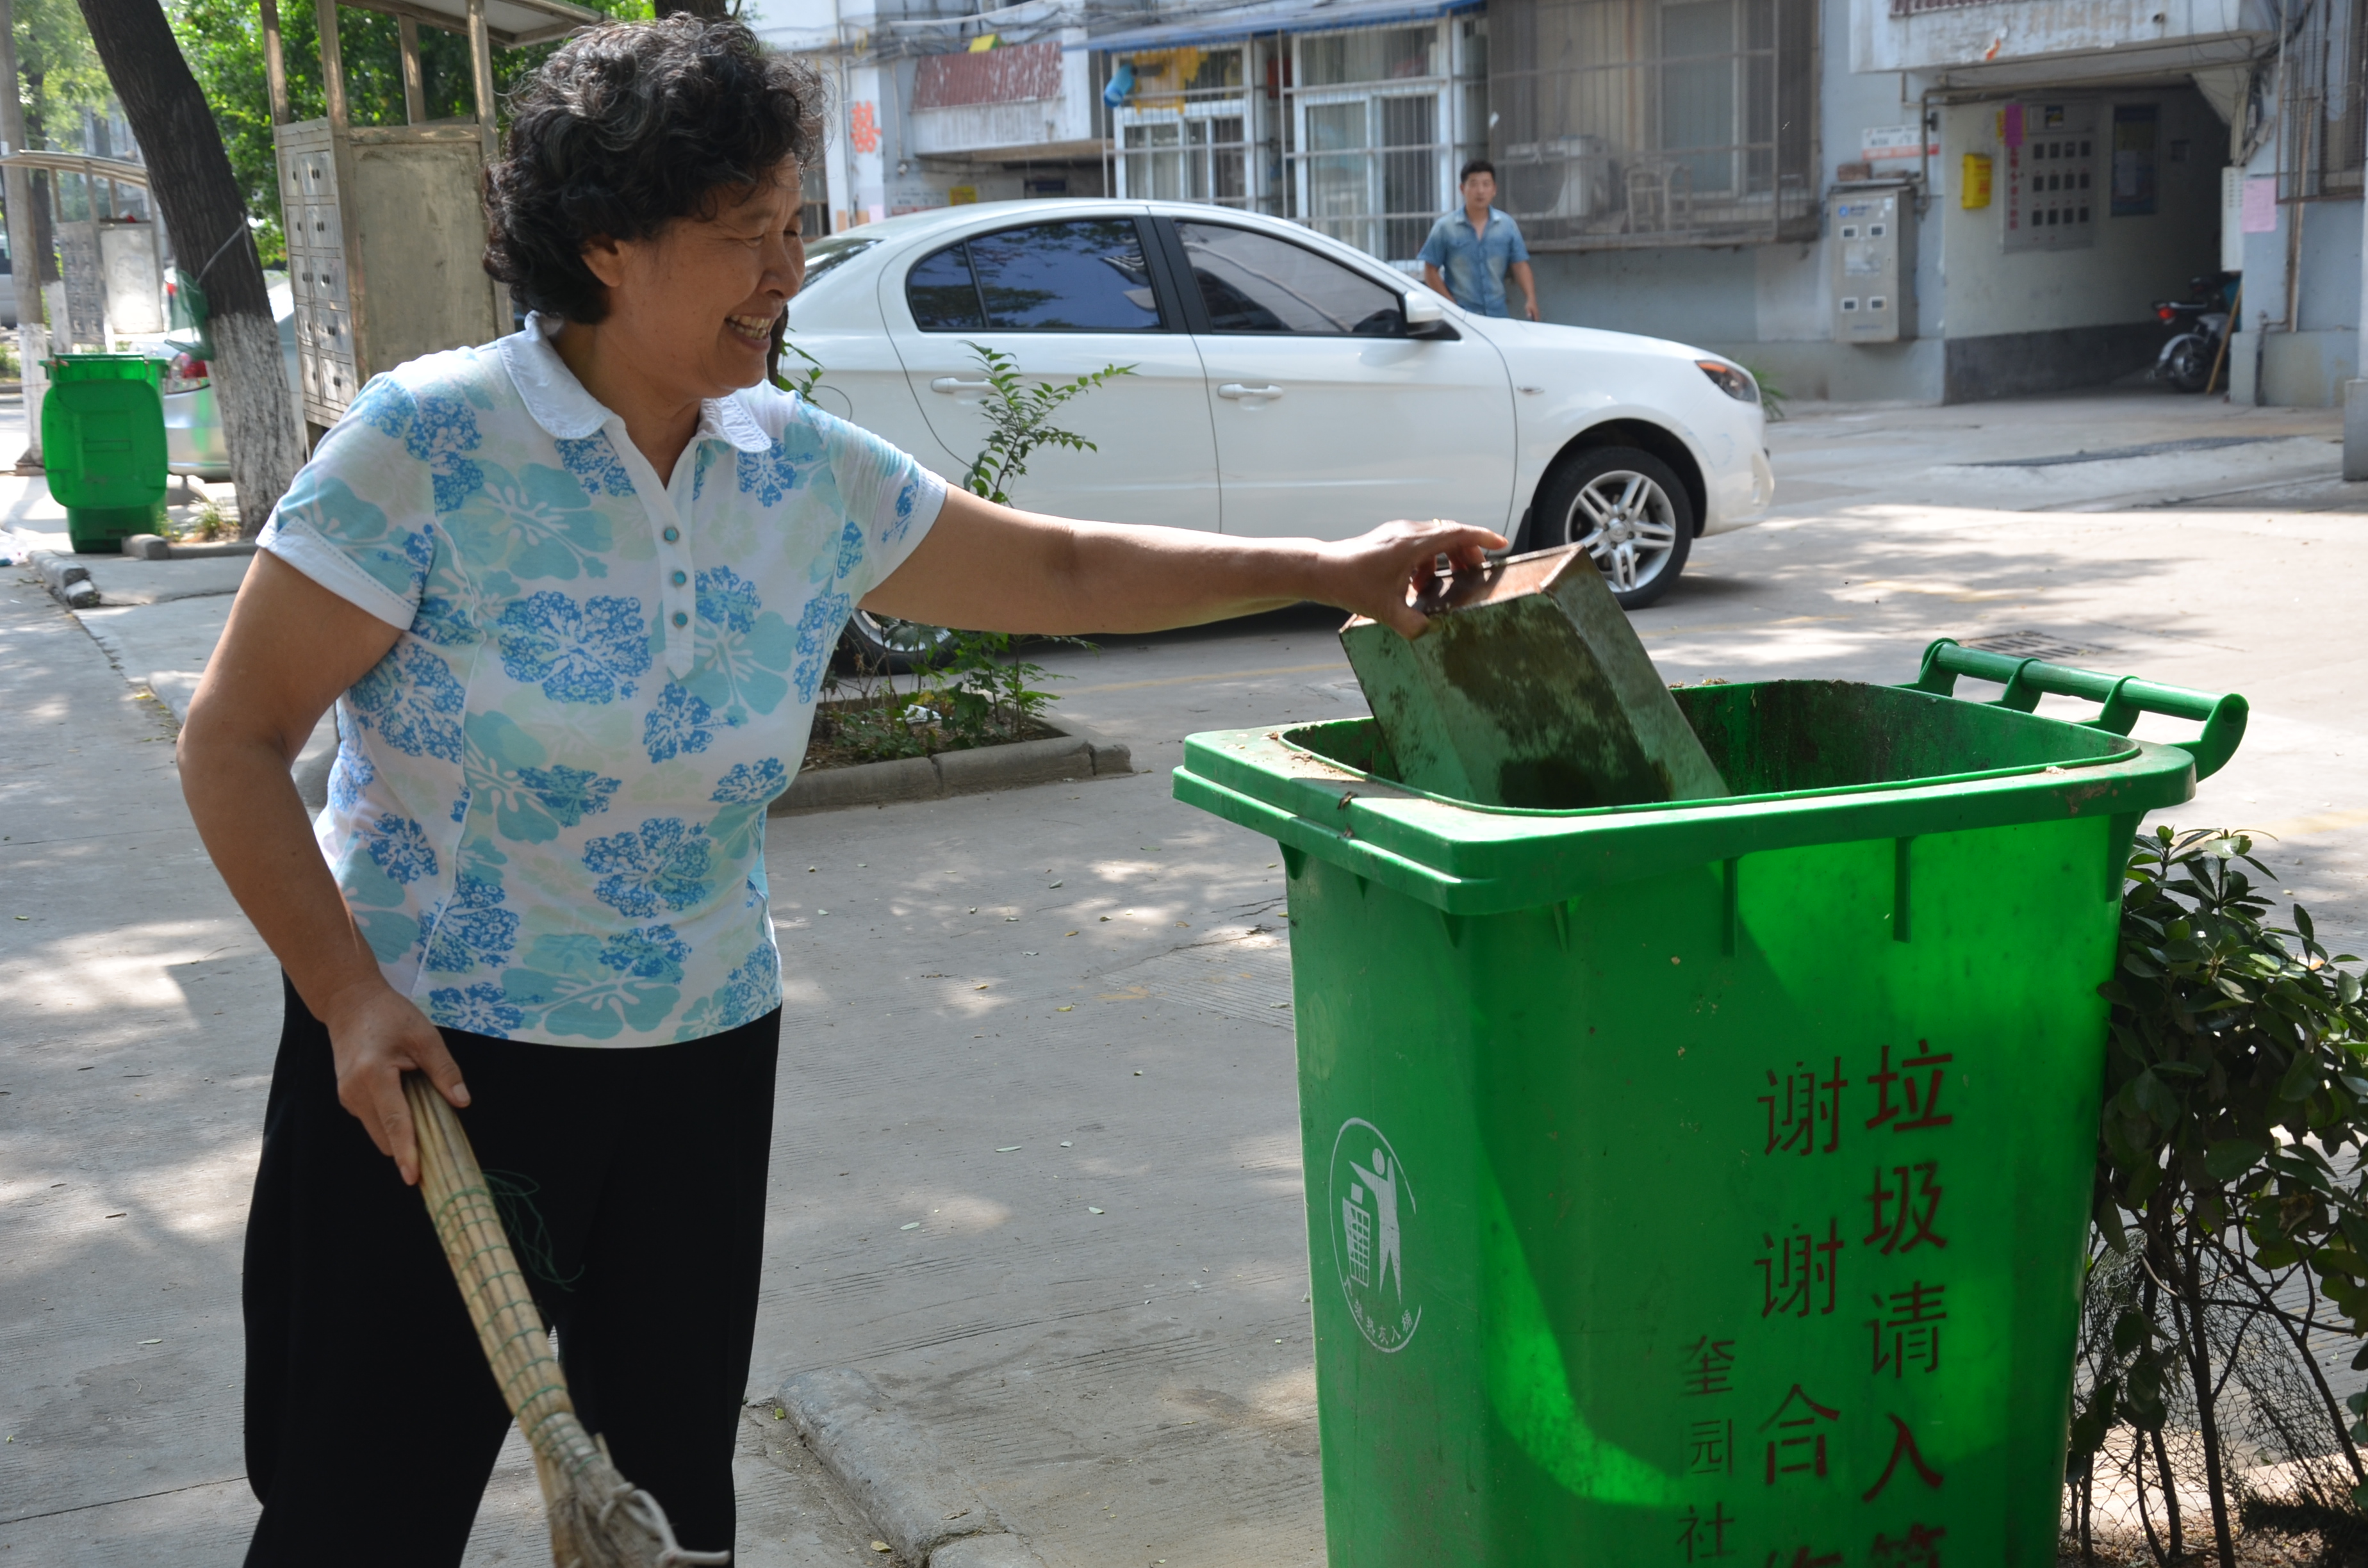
[2240,808,2368,841]
[1832,580,2024,602]
[1061,660,1349,695]
[1060,617,1859,692]
[1639,614,1854,639]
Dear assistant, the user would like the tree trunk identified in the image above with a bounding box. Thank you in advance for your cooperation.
[76,0,302,536]
[23,76,60,289]
[2132,1428,2169,1567]
[2175,1233,2239,1568]
[2139,1264,2185,1558]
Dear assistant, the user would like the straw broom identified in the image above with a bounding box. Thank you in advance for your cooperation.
[402,1074,730,1568]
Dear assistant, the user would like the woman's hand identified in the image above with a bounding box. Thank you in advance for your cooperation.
[320,979,471,1187]
[1309,518,1506,637]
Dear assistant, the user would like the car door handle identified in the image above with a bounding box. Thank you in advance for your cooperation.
[930,377,991,393]
[1216,383,1285,399]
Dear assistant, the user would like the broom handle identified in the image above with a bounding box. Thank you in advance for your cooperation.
[402,1074,604,1483]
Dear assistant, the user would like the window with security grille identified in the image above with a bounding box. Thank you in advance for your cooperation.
[1488,0,1816,251]
[1115,47,1256,210]
[1285,19,1490,263]
[1105,20,1485,262]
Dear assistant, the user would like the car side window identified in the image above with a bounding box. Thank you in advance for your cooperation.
[905,220,1164,332]
[1175,222,1405,337]
[906,243,985,331]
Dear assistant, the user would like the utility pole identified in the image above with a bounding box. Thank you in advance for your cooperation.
[0,0,44,465]
[2346,179,2368,480]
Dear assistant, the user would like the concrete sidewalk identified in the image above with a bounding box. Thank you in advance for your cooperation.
[2,384,2364,1566]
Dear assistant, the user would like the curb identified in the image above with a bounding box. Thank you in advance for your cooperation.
[117,535,258,562]
[775,1368,1044,1568]
[769,716,1133,816]
[26,548,97,608]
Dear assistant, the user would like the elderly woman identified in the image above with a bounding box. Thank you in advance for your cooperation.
[179,17,1497,1564]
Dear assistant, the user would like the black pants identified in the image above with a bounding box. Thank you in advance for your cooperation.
[243,976,780,1566]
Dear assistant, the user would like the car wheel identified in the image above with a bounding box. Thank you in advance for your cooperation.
[839,610,957,675]
[1531,446,1694,610]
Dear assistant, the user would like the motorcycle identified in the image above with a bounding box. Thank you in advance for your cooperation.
[2150,274,2236,394]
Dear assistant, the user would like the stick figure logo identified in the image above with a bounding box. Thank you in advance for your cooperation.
[1329,1118,1421,1353]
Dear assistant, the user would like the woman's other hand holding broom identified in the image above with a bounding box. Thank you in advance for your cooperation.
[325,979,471,1187]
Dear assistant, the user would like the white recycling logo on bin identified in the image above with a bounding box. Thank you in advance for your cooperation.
[1329,1118,1420,1353]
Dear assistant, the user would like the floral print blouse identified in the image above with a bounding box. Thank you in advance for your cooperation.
[258,314,946,1046]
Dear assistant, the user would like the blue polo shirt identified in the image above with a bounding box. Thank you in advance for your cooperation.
[1417,206,1530,318]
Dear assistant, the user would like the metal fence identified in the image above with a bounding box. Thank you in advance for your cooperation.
[1488,0,1817,252]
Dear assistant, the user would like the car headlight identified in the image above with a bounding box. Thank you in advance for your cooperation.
[1695,359,1757,404]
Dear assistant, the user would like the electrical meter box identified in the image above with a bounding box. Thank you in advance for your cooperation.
[1829,186,1915,344]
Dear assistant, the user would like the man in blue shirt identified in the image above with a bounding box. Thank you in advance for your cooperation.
[1418,159,1538,321]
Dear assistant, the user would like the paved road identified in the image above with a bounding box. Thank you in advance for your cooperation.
[1,386,2362,1565]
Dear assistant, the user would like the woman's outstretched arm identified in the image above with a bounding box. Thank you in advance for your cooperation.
[859,496,1506,639]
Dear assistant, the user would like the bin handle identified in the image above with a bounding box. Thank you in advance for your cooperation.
[1906,639,2248,781]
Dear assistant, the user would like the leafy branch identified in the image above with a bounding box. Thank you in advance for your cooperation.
[798,342,1128,766]
[958,342,1133,506]
[768,322,827,402]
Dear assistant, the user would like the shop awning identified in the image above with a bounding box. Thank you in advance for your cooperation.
[1090,0,1481,54]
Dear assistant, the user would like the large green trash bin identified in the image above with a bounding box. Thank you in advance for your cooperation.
[1172,641,2246,1568]
[43,354,169,553]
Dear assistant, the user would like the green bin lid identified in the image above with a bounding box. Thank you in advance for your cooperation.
[47,354,163,387]
[1172,639,2246,915]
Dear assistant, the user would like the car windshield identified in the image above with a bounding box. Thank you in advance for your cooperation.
[797,236,880,297]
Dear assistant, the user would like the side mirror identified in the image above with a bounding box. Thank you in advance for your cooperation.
[1402,289,1459,340]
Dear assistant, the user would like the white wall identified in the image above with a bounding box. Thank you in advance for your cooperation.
[743,0,881,228]
[1853,0,2269,75]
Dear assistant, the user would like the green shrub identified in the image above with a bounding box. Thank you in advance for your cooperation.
[2066,826,2368,1564]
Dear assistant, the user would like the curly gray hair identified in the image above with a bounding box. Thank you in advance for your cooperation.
[484,15,825,323]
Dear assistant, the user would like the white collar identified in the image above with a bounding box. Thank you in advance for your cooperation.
[500,312,774,455]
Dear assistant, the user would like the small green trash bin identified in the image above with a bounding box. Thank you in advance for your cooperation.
[43,354,169,553]
[1173,641,2247,1568]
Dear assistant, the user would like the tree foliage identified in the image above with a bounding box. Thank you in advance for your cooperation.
[17,0,110,142]
[2067,827,2368,1566]
[957,341,1132,507]
[167,0,648,266]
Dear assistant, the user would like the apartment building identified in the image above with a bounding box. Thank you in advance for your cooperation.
[748,0,2364,406]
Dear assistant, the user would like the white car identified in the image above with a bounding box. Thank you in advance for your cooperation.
[158,272,302,478]
[787,199,1772,633]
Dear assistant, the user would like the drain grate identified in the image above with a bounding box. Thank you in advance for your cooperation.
[1955,630,2105,663]
[1968,436,2274,468]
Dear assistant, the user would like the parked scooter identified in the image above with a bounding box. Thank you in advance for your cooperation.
[2150,274,2237,393]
